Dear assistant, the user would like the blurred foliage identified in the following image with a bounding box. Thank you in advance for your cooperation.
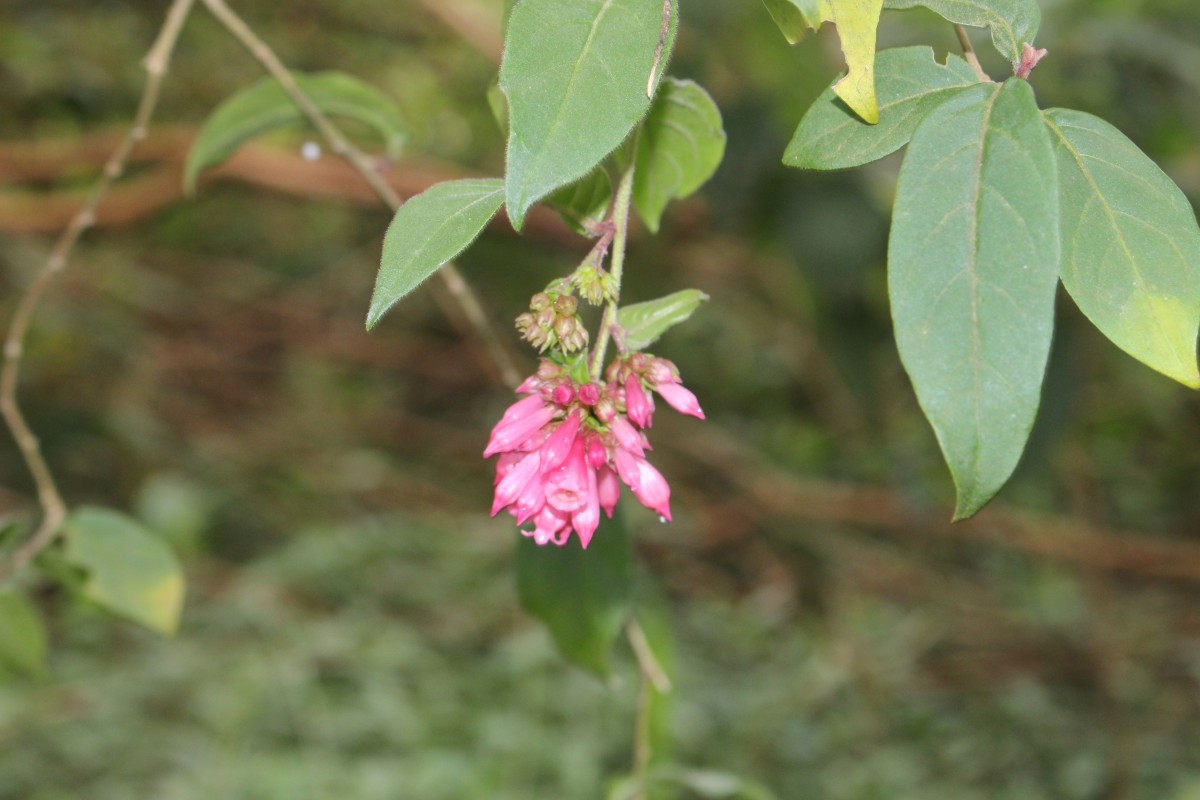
[2,0,1200,797]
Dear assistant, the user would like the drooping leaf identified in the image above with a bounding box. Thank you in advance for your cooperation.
[784,46,979,170]
[548,168,613,235]
[760,0,885,124]
[516,514,632,677]
[0,591,47,678]
[184,71,406,195]
[501,0,677,229]
[64,507,185,635]
[888,80,1059,519]
[369,178,505,329]
[634,78,727,232]
[618,289,710,351]
[883,0,1041,64]
[1043,109,1200,387]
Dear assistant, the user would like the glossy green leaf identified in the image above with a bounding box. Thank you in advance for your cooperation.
[760,0,885,123]
[516,515,632,677]
[1043,109,1200,387]
[369,179,504,329]
[888,80,1059,519]
[785,46,979,170]
[548,168,613,234]
[0,591,47,678]
[618,289,710,351]
[64,507,185,635]
[634,78,727,232]
[883,0,1040,63]
[184,71,406,195]
[500,0,677,229]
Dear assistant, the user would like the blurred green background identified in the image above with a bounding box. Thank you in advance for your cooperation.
[3,0,1200,797]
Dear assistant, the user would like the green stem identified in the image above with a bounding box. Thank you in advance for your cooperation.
[588,138,639,381]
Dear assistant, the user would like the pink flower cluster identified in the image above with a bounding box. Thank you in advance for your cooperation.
[485,356,704,548]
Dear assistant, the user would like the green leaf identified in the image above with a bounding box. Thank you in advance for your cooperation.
[618,289,710,351]
[0,591,47,678]
[368,178,505,329]
[500,0,677,229]
[1043,109,1200,387]
[634,78,727,232]
[888,80,1059,519]
[784,46,979,170]
[184,71,406,195]
[516,514,632,677]
[548,168,613,235]
[64,507,185,635]
[883,0,1041,63]
[760,0,885,124]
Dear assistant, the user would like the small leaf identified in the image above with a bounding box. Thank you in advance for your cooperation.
[634,78,727,232]
[888,80,1059,519]
[760,0,885,124]
[548,168,613,235]
[516,514,632,677]
[369,178,505,329]
[883,0,1041,63]
[785,46,979,170]
[184,71,406,195]
[0,591,47,678]
[618,289,710,352]
[1044,108,1200,387]
[501,0,677,229]
[64,507,185,635]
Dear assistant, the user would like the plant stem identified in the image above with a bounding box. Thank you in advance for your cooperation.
[588,142,639,381]
[954,24,992,82]
[198,0,522,390]
[626,619,671,800]
[0,0,197,584]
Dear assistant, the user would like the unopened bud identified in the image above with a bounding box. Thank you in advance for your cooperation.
[530,292,553,312]
[578,383,600,406]
[552,384,576,406]
[594,396,616,423]
[555,295,578,316]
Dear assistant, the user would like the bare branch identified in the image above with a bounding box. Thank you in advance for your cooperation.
[0,0,197,583]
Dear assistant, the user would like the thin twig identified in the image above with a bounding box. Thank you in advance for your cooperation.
[0,0,197,583]
[954,24,992,82]
[588,139,639,380]
[626,619,671,800]
[198,0,522,390]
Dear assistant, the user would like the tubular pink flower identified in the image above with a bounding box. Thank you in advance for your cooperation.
[625,375,653,428]
[653,381,705,420]
[628,458,671,521]
[578,383,601,406]
[528,505,571,546]
[609,414,645,456]
[498,393,546,425]
[572,466,601,548]
[540,411,581,471]
[483,401,558,457]
[546,437,589,512]
[491,451,541,516]
[586,434,608,469]
[597,466,620,518]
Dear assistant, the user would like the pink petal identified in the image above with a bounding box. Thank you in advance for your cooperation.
[546,437,589,512]
[529,505,570,546]
[571,465,600,548]
[513,469,547,524]
[613,447,641,493]
[625,375,653,428]
[654,381,704,420]
[609,414,645,456]
[484,402,558,457]
[630,458,671,521]
[540,411,581,471]
[597,466,620,518]
[491,451,541,515]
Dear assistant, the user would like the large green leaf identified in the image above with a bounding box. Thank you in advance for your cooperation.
[368,178,505,329]
[0,591,47,678]
[618,289,710,351]
[634,78,727,232]
[500,0,677,229]
[184,71,406,195]
[883,0,1041,63]
[761,0,885,123]
[64,507,185,635]
[785,46,979,170]
[516,514,632,677]
[1043,109,1200,387]
[888,80,1059,519]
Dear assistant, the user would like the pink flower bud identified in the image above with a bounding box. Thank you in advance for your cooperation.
[491,451,540,515]
[586,435,609,469]
[594,396,616,424]
[484,400,558,457]
[625,375,653,428]
[609,414,644,456]
[597,466,620,518]
[654,381,705,420]
[551,383,576,406]
[578,383,600,406]
[571,466,601,548]
[645,357,675,385]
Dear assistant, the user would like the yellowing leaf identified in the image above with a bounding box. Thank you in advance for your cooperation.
[762,0,884,123]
